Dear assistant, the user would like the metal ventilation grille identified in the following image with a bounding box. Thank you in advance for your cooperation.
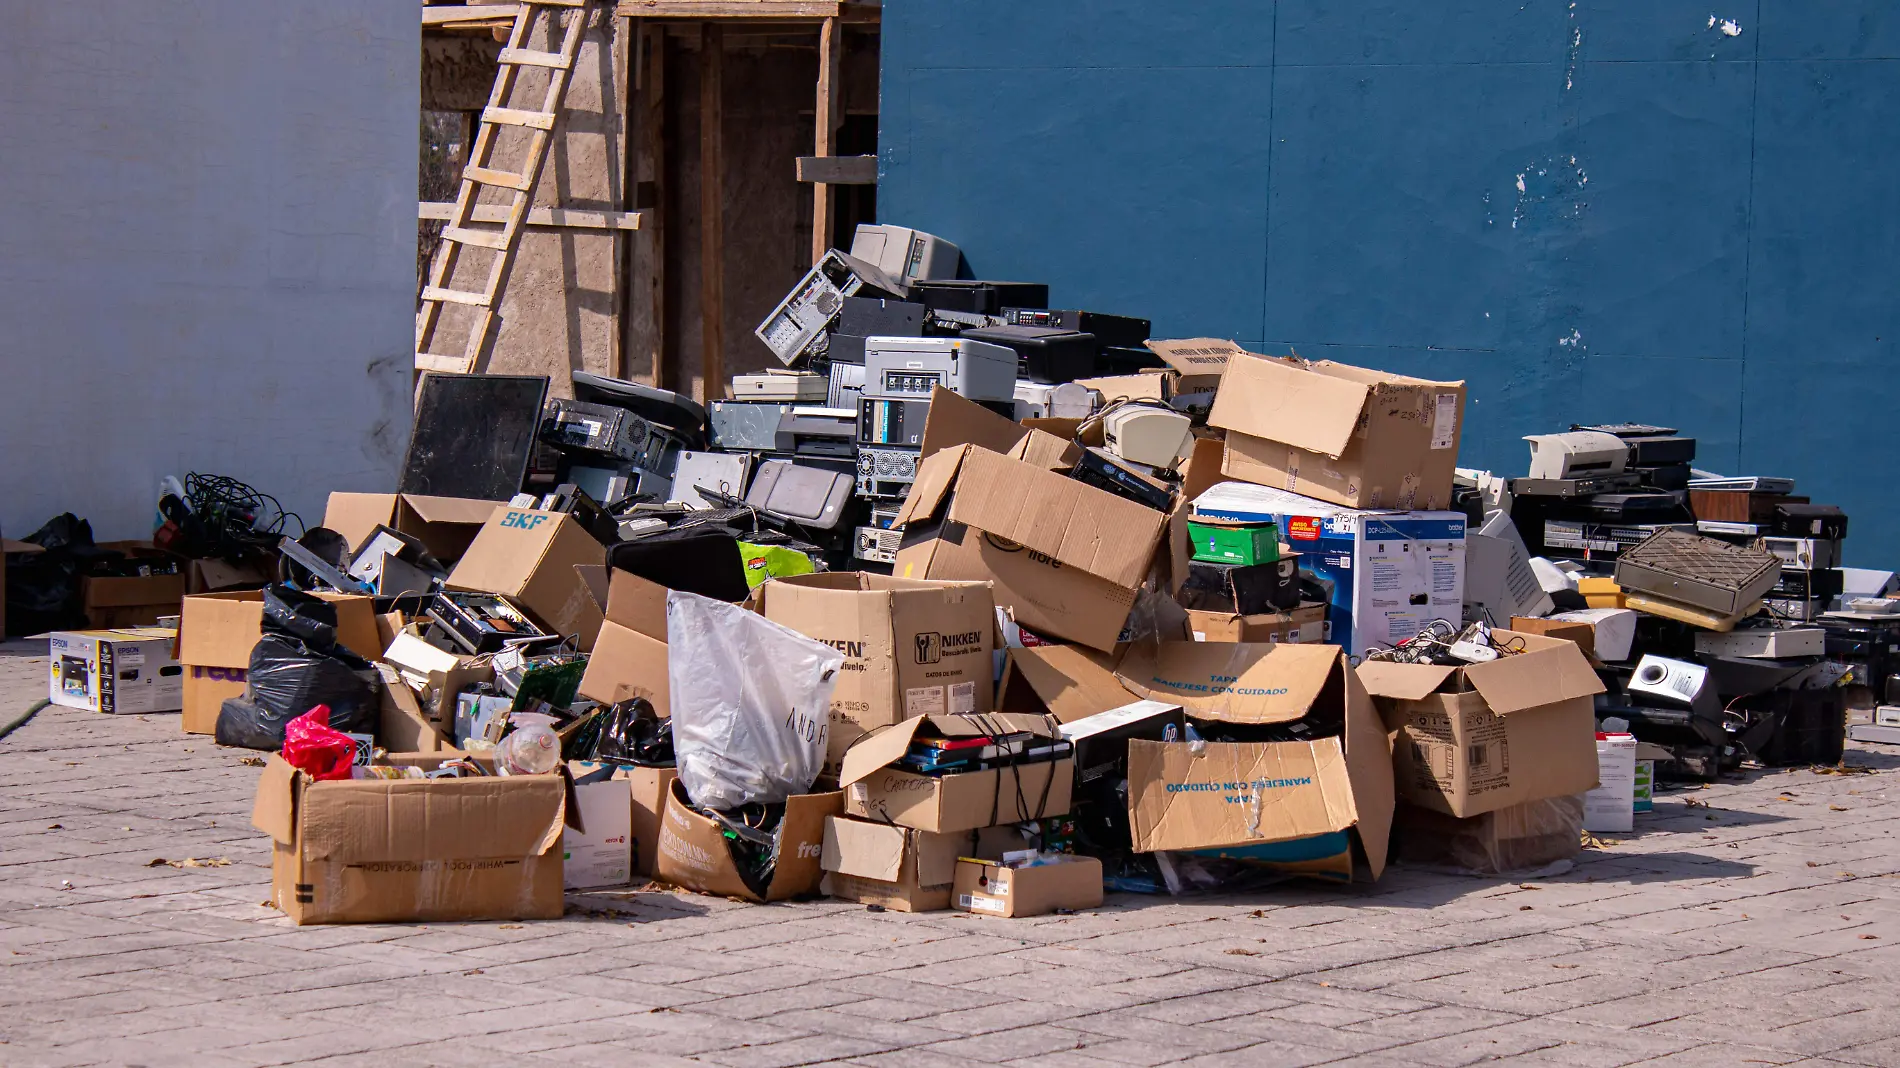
[1620,529,1776,592]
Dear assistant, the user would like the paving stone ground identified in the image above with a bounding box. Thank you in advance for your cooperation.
[3,640,1900,1067]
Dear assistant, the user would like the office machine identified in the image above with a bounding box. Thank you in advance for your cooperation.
[1102,404,1193,469]
[669,451,753,510]
[960,324,1097,384]
[1004,308,1151,350]
[709,401,792,452]
[863,336,1017,403]
[732,371,829,402]
[1523,430,1632,480]
[745,459,853,531]
[849,224,962,283]
[775,407,857,459]
[909,279,1048,316]
[856,444,921,499]
[753,249,905,367]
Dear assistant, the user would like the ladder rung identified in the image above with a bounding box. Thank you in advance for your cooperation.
[420,286,492,307]
[442,225,513,250]
[533,0,590,6]
[498,47,573,69]
[464,166,533,191]
[416,353,476,374]
[483,106,557,131]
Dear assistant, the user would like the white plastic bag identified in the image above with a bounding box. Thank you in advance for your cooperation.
[666,590,842,809]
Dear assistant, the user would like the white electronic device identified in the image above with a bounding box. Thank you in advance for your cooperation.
[668,451,753,510]
[1627,655,1716,713]
[849,224,961,284]
[1547,607,1638,661]
[827,360,866,410]
[1694,625,1824,660]
[862,336,1017,404]
[1463,510,1555,623]
[1102,404,1193,469]
[1014,380,1100,421]
[1523,431,1631,480]
[732,371,828,402]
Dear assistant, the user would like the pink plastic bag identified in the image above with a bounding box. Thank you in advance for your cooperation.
[281,705,357,781]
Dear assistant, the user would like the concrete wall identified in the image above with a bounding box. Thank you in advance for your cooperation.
[0,3,416,542]
[880,1,1900,561]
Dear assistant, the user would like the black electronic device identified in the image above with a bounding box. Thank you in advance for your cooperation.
[541,484,619,547]
[539,397,652,461]
[427,590,555,655]
[960,324,1098,384]
[839,296,925,338]
[609,533,750,602]
[1071,447,1175,511]
[909,279,1049,316]
[1771,566,1845,602]
[775,408,858,459]
[1571,423,1697,467]
[1094,345,1169,376]
[1003,308,1151,350]
[570,370,709,448]
[1770,503,1847,540]
[401,373,550,501]
[1547,492,1692,523]
[826,332,868,366]
[1181,556,1301,615]
[745,459,854,531]
[1636,463,1693,491]
[858,396,932,446]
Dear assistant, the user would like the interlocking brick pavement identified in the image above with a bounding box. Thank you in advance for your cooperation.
[2,639,1898,1067]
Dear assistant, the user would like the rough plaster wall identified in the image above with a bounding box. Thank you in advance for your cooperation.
[437,10,623,394]
[882,1,1900,561]
[0,3,414,542]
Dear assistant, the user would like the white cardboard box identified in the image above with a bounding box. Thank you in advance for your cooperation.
[1584,733,1636,833]
[47,627,182,715]
[564,763,634,890]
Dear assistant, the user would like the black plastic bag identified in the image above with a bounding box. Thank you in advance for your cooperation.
[260,584,342,649]
[215,633,380,751]
[573,698,675,766]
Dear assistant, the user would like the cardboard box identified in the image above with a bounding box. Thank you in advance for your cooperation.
[995,645,1137,724]
[1118,641,1394,880]
[1143,338,1243,394]
[1585,733,1637,833]
[893,445,1169,652]
[375,664,459,753]
[322,492,502,564]
[566,762,635,889]
[186,558,270,595]
[177,589,381,735]
[918,385,1082,471]
[1209,352,1466,511]
[1192,481,1466,661]
[752,572,996,764]
[1393,796,1584,875]
[623,764,677,878]
[1186,602,1327,644]
[577,569,672,715]
[448,507,606,650]
[47,627,182,714]
[1357,630,1606,819]
[249,753,566,925]
[82,543,187,628]
[654,780,841,902]
[953,855,1103,918]
[820,815,967,912]
[839,713,1075,833]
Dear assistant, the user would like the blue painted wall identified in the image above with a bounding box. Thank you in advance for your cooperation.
[880,1,1900,562]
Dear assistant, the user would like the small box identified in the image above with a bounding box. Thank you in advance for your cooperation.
[1584,733,1637,833]
[565,762,635,889]
[952,855,1103,918]
[1186,517,1279,566]
[48,627,182,715]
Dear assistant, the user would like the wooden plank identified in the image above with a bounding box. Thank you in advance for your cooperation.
[415,353,476,373]
[641,21,669,390]
[811,15,842,263]
[616,1,846,19]
[421,285,492,307]
[482,105,559,130]
[442,224,513,250]
[497,46,574,68]
[796,154,875,185]
[419,202,645,229]
[423,5,521,27]
[464,164,533,190]
[700,22,725,404]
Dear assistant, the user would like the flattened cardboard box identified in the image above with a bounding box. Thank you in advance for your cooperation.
[250,754,565,925]
[323,492,501,564]
[177,589,382,735]
[839,713,1075,834]
[449,507,606,650]
[654,780,841,902]
[893,445,1169,652]
[1209,352,1466,512]
[577,569,672,715]
[1118,641,1393,879]
[953,855,1103,918]
[1356,630,1604,819]
[752,572,996,766]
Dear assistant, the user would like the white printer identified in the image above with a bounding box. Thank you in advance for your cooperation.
[1523,431,1631,480]
[863,336,1017,404]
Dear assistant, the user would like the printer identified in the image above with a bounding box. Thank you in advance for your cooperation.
[863,336,1017,404]
[1523,430,1631,480]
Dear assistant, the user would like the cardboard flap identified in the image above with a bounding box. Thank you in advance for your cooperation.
[300,775,567,863]
[321,492,398,554]
[250,755,300,844]
[1126,737,1358,851]
[1340,667,1392,879]
[604,569,670,641]
[1144,338,1246,378]
[1011,429,1083,472]
[1,539,44,555]
[822,816,906,882]
[1077,373,1169,403]
[403,495,505,525]
[1207,352,1370,459]
[919,386,1030,461]
[1353,661,1457,702]
[997,645,1136,724]
[1463,631,1606,713]
[839,717,931,786]
[1116,641,1342,724]
[942,446,1167,589]
[891,446,968,528]
[839,712,1056,785]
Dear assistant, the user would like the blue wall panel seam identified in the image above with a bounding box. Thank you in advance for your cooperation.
[1259,0,1278,346]
[1736,0,1765,469]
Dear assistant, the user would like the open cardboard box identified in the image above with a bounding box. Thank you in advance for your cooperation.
[176,588,381,735]
[323,492,502,564]
[81,541,187,629]
[1356,630,1605,819]
[820,816,1029,913]
[1209,352,1466,512]
[653,780,841,902]
[953,854,1104,918]
[839,712,1075,834]
[448,506,606,650]
[1185,601,1327,644]
[250,753,565,925]
[893,444,1169,652]
[917,385,1081,471]
[1118,641,1393,881]
[577,568,671,715]
[995,644,1136,724]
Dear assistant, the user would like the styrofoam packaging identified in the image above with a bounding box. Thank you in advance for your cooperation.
[1584,733,1637,833]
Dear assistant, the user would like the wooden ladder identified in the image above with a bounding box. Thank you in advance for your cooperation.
[416,0,592,376]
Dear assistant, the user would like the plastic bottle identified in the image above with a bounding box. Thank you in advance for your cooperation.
[496,723,560,776]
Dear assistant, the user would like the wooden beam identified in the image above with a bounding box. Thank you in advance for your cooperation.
[615,1,877,21]
[699,22,726,404]
[640,21,669,389]
[422,5,521,26]
[796,154,875,185]
[811,16,843,263]
[417,202,644,229]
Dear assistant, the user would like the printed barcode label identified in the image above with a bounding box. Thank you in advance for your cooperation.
[960,894,1006,913]
[948,682,976,714]
[1430,393,1459,450]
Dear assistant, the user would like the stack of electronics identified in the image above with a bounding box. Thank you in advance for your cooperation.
[1689,481,1850,623]
[1507,425,1696,562]
[898,721,1074,776]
